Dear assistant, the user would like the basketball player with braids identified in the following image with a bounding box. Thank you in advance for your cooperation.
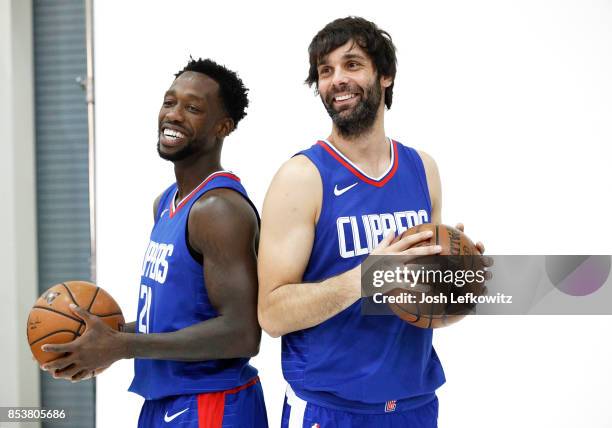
[258,17,484,427]
[41,58,268,427]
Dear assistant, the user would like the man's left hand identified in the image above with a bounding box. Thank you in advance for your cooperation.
[41,304,128,382]
[455,222,486,254]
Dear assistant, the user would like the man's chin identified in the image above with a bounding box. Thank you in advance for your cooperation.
[335,108,356,119]
[327,105,356,122]
[157,143,186,162]
[331,109,361,126]
[329,101,355,113]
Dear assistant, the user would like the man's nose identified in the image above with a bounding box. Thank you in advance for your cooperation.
[164,104,184,122]
[331,68,350,88]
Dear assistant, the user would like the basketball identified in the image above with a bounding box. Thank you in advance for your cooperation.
[386,224,486,328]
[406,223,479,256]
[27,281,125,364]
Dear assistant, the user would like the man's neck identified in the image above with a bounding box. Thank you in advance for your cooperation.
[172,153,222,201]
[327,114,390,178]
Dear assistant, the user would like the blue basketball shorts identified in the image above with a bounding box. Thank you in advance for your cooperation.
[137,377,268,428]
[280,385,438,428]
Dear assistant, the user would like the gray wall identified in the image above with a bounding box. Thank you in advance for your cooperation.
[32,0,95,426]
[0,0,41,427]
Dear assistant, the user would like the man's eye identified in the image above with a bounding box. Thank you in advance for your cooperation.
[187,105,201,113]
[319,67,331,76]
[348,62,359,69]
[162,99,174,107]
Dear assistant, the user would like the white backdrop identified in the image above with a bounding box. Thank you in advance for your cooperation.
[94,1,612,426]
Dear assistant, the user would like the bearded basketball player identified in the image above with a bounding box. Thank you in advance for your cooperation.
[42,58,268,427]
[258,17,483,427]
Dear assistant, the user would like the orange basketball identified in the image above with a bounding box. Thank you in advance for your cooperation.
[406,223,479,256]
[386,224,486,328]
[27,281,125,364]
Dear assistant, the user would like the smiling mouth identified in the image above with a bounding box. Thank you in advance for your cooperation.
[159,126,188,147]
[162,128,186,140]
[333,93,359,103]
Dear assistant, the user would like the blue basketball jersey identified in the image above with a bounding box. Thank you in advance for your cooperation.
[129,171,259,400]
[282,139,446,411]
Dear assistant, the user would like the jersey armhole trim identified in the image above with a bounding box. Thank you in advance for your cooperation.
[292,152,326,228]
[185,186,260,266]
[408,147,433,214]
[155,184,175,223]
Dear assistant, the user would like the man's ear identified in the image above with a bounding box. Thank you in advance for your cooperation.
[380,75,393,89]
[216,117,235,138]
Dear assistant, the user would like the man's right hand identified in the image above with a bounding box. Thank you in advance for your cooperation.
[362,230,442,297]
[371,230,442,258]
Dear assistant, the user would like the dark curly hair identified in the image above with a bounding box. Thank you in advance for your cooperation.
[306,17,397,109]
[176,58,249,130]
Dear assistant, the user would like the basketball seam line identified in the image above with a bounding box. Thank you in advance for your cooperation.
[390,302,423,322]
[431,225,438,329]
[28,329,80,346]
[61,282,79,306]
[87,286,100,312]
[96,312,123,317]
[31,306,83,324]
[390,303,449,318]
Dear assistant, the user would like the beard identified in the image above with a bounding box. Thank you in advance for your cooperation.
[322,80,382,138]
[157,136,201,162]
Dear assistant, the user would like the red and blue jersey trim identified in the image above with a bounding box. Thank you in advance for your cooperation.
[316,139,398,187]
[196,377,260,428]
[169,171,241,218]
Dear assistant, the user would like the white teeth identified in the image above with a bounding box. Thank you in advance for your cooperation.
[163,129,185,138]
[335,94,355,101]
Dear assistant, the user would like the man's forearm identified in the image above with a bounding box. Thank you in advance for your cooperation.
[122,321,136,333]
[118,317,260,361]
[259,266,361,337]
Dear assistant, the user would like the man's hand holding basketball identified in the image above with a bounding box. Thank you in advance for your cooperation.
[454,223,494,279]
[454,223,486,254]
[360,230,443,297]
[41,304,128,382]
[372,230,442,257]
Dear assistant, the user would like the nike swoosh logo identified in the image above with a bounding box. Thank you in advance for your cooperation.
[164,408,189,423]
[160,209,169,218]
[334,182,358,196]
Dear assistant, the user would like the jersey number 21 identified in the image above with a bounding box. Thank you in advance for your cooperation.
[138,284,152,334]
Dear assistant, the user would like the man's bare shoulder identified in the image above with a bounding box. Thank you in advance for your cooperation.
[274,154,321,185]
[416,149,442,221]
[190,188,257,229]
[416,149,439,173]
[186,188,258,255]
[263,154,323,224]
